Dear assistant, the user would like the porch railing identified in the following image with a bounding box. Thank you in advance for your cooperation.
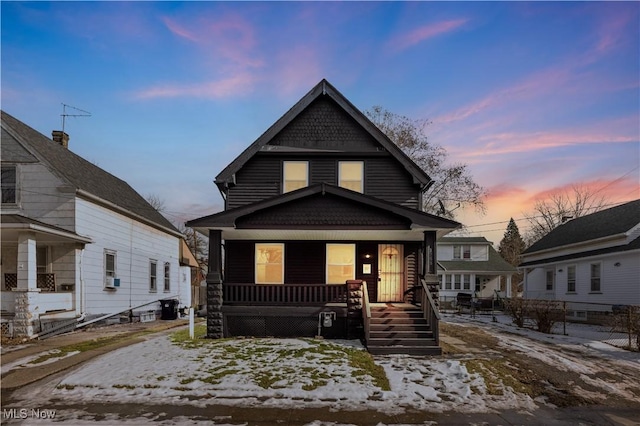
[420,277,441,345]
[362,280,371,344]
[4,273,56,292]
[223,283,348,305]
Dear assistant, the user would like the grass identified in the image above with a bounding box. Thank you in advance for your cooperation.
[168,329,391,392]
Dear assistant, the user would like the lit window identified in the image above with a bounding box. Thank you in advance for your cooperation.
[326,244,355,284]
[546,270,554,291]
[590,263,601,292]
[567,265,576,293]
[283,161,308,193]
[150,260,157,292]
[256,244,284,284]
[1,165,16,204]
[164,262,171,292]
[338,161,363,193]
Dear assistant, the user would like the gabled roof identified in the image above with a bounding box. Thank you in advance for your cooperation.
[438,236,492,245]
[187,183,460,232]
[1,111,179,237]
[439,246,517,273]
[215,79,432,188]
[523,199,640,255]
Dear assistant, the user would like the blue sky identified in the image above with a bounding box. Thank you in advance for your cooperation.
[2,1,638,243]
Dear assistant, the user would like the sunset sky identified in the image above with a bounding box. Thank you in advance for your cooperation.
[2,1,638,245]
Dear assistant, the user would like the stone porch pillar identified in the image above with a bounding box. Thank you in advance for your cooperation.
[13,232,40,337]
[206,230,223,338]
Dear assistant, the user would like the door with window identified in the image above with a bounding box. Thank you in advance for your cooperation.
[377,244,404,302]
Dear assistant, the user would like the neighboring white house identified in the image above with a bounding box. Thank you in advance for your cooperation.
[1,111,191,337]
[520,199,640,319]
[437,237,516,302]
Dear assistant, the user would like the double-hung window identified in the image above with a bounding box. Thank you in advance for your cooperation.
[1,165,17,204]
[546,270,554,291]
[150,260,157,292]
[105,250,116,288]
[256,243,284,284]
[590,263,601,293]
[283,161,308,193]
[453,245,471,260]
[567,265,576,293]
[326,244,355,284]
[164,262,171,292]
[338,161,363,193]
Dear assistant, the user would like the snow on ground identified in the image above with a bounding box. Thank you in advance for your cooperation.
[7,316,639,423]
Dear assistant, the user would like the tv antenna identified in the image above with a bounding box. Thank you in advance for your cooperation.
[61,103,91,133]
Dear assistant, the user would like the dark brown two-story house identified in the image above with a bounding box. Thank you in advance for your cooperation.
[187,80,460,354]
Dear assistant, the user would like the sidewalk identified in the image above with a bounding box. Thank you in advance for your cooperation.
[1,318,189,392]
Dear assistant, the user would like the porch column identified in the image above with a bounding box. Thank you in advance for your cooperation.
[423,231,437,277]
[506,274,512,298]
[14,232,40,337]
[206,229,223,339]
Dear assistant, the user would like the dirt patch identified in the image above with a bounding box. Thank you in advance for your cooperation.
[440,322,640,409]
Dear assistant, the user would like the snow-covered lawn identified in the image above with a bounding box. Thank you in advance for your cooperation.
[8,315,640,421]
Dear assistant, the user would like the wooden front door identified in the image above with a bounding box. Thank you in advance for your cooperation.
[377,244,404,302]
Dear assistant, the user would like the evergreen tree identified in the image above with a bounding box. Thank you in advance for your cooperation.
[498,218,526,267]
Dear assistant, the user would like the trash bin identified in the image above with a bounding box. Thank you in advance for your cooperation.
[160,299,178,320]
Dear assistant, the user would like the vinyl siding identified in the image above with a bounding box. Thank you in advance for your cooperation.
[75,198,184,316]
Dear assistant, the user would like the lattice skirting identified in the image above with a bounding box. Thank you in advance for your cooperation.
[1,320,14,338]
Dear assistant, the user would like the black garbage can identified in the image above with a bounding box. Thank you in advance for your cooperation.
[160,299,178,320]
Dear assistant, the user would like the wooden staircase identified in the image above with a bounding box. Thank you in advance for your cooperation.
[366,303,441,356]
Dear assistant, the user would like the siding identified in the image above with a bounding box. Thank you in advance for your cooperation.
[227,157,280,209]
[366,158,420,209]
[225,241,254,283]
[75,198,183,316]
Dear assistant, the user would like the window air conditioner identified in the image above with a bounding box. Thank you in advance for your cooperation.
[105,277,116,289]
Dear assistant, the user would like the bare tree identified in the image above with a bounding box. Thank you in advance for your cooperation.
[146,193,166,213]
[523,185,610,246]
[365,106,486,219]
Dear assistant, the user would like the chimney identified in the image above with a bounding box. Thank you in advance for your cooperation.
[52,130,69,148]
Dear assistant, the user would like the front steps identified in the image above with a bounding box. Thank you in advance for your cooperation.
[367,303,441,356]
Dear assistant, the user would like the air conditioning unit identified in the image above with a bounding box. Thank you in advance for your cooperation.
[105,277,116,289]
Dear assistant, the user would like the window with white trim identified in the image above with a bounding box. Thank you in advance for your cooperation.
[546,270,554,291]
[590,263,601,292]
[326,244,355,284]
[463,274,471,290]
[105,250,116,288]
[567,265,576,293]
[150,260,157,292]
[256,243,284,284]
[164,262,171,292]
[338,161,363,193]
[37,246,49,274]
[283,161,308,193]
[1,165,17,204]
[454,274,461,290]
[453,245,471,260]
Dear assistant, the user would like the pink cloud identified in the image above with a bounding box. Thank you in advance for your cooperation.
[133,73,256,100]
[163,17,199,43]
[388,19,468,52]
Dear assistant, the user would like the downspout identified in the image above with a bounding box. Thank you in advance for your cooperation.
[80,248,86,315]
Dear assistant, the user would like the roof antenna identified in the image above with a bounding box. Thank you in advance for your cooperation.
[61,103,91,133]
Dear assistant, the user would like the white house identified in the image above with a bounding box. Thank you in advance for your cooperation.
[1,111,191,337]
[520,199,640,319]
[437,237,516,303]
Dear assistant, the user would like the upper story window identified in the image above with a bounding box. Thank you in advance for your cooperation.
[105,250,116,289]
[1,165,17,204]
[256,243,284,284]
[453,245,471,260]
[283,161,308,193]
[338,161,363,193]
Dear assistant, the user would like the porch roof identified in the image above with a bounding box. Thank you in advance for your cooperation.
[0,214,93,244]
[187,183,460,240]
